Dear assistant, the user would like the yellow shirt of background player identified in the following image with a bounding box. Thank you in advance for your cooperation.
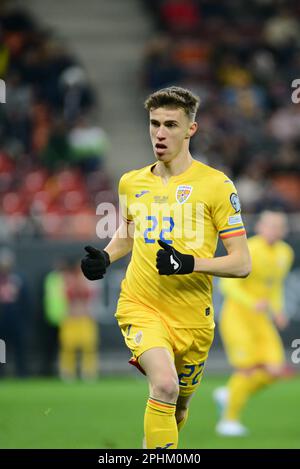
[116,160,246,328]
[220,235,294,315]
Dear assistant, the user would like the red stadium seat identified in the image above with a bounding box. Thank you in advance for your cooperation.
[29,190,52,213]
[56,169,85,193]
[23,169,48,193]
[60,190,88,213]
[2,192,27,215]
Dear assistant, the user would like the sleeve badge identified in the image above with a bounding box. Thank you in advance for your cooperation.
[230,193,241,213]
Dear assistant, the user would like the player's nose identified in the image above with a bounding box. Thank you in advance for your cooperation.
[156,127,167,139]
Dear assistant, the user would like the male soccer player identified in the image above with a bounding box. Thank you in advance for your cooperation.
[81,86,251,449]
[214,210,294,436]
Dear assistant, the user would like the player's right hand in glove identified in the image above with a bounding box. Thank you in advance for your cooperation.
[81,245,110,280]
[156,240,194,275]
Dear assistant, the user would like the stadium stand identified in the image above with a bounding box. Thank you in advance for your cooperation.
[141,0,300,213]
[0,6,115,240]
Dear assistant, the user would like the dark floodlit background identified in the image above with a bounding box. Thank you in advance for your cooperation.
[0,0,299,449]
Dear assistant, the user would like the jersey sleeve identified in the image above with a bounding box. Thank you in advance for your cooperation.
[211,175,246,240]
[118,174,134,224]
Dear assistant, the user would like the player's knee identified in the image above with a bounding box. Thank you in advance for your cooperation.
[152,376,179,402]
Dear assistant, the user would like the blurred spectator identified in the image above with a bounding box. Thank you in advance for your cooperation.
[268,105,300,142]
[0,247,30,377]
[68,116,108,173]
[41,118,72,170]
[59,65,94,124]
[263,5,300,49]
[4,70,32,152]
[30,102,52,156]
[235,163,266,213]
[142,36,183,90]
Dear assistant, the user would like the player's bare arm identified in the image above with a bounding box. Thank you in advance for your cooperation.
[194,235,251,278]
[81,219,134,280]
[156,235,251,278]
[104,218,135,263]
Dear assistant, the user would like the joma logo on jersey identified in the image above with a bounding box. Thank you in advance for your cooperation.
[135,190,150,198]
[176,185,193,204]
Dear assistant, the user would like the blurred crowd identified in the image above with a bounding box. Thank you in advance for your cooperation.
[1,1,300,244]
[142,0,300,212]
[0,6,115,240]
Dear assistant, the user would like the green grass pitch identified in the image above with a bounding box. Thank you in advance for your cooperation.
[0,375,299,449]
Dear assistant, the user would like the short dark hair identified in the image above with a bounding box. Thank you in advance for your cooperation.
[144,86,200,121]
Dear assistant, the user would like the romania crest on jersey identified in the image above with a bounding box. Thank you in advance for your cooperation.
[176,185,193,204]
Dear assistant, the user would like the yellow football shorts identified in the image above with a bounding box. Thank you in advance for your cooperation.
[219,305,284,369]
[118,304,214,397]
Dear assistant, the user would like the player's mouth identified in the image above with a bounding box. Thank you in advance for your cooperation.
[155,143,167,155]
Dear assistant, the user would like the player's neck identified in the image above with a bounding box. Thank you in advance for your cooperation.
[154,152,194,181]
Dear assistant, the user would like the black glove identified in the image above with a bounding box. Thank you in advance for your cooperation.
[81,245,110,280]
[156,240,194,275]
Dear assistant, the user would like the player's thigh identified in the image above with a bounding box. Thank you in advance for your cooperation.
[120,309,179,396]
[139,347,179,399]
[120,311,173,360]
[174,327,214,397]
[257,320,285,367]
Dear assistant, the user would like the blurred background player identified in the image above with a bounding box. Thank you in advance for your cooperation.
[44,258,100,380]
[214,210,294,436]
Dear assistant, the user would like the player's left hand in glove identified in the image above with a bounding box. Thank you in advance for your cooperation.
[156,240,194,275]
[81,245,110,280]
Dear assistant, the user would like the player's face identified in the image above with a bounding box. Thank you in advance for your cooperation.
[149,107,197,162]
[257,212,288,244]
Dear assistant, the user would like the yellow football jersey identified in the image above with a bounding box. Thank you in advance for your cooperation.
[220,235,294,315]
[115,159,246,328]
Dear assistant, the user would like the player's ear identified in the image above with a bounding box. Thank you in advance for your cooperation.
[185,121,198,138]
